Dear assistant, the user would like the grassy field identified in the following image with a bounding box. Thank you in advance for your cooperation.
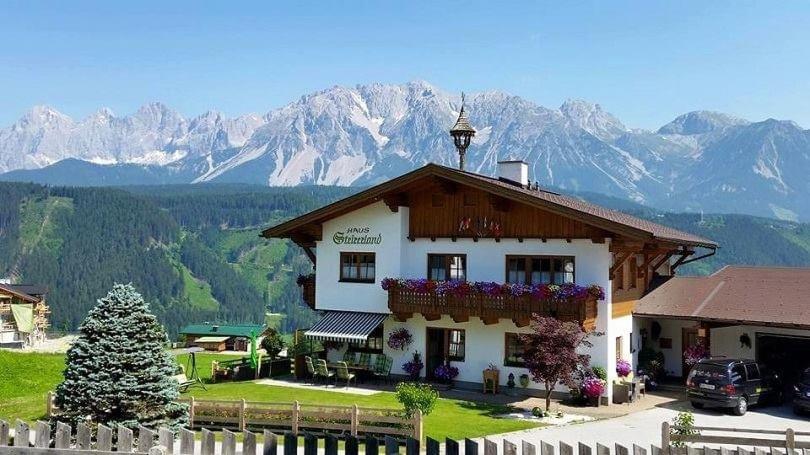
[2,351,538,440]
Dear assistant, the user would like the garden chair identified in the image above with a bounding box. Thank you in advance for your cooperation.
[357,352,371,369]
[343,350,357,365]
[373,355,393,384]
[305,356,317,382]
[315,359,335,385]
[335,361,356,387]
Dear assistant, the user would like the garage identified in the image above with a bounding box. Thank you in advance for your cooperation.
[757,333,810,386]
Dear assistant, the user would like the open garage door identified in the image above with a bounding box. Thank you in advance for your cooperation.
[756,333,810,386]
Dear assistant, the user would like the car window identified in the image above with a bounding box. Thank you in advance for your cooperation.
[803,370,810,383]
[731,365,746,384]
[746,364,760,380]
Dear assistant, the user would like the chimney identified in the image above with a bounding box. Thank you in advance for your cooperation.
[212,325,219,332]
[497,160,529,187]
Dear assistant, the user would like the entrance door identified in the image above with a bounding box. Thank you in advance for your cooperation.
[426,328,446,380]
[682,327,699,378]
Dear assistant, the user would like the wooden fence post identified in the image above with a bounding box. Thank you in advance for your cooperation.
[46,392,53,418]
[244,430,257,455]
[616,444,629,455]
[559,442,574,455]
[596,443,610,455]
[14,420,29,447]
[179,428,194,455]
[0,420,8,446]
[385,436,399,455]
[222,429,237,455]
[159,428,174,454]
[118,426,134,453]
[523,440,537,455]
[77,423,92,450]
[97,424,113,452]
[426,438,440,455]
[34,421,50,448]
[283,432,297,455]
[239,399,247,431]
[633,445,646,455]
[366,434,380,455]
[446,437,459,455]
[579,442,593,455]
[466,438,479,455]
[263,430,278,455]
[406,437,420,455]
[413,409,423,442]
[304,432,317,455]
[787,428,796,452]
[188,396,195,429]
[351,404,359,436]
[662,422,671,448]
[291,401,300,436]
[504,439,518,455]
[484,439,497,455]
[345,435,359,455]
[139,426,156,454]
[325,433,339,455]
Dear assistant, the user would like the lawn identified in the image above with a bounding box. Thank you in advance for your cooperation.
[2,351,539,440]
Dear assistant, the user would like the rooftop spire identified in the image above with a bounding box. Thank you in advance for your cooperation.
[449,92,476,171]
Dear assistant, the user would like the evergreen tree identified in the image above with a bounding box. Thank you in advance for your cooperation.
[54,283,187,430]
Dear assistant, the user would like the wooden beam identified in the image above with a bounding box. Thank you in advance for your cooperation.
[609,252,632,279]
[651,251,675,272]
[591,237,605,244]
[302,246,316,266]
[609,239,645,253]
[393,312,412,322]
[513,317,530,328]
[671,250,694,271]
[382,193,408,213]
[423,313,441,321]
[451,314,469,323]
[480,316,499,325]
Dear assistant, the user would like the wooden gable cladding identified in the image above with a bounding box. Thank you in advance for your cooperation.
[406,182,608,241]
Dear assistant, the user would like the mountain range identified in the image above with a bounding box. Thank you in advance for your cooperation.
[2,81,809,221]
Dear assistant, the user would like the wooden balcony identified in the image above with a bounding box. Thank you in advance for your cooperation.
[298,275,316,310]
[388,288,598,330]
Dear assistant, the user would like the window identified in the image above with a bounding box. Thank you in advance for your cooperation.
[505,256,574,285]
[447,329,465,361]
[615,336,624,360]
[745,363,760,381]
[504,333,526,367]
[731,364,746,384]
[428,254,467,281]
[340,252,376,283]
[348,326,384,353]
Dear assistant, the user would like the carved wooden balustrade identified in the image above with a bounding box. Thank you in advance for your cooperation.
[387,287,598,330]
[298,275,316,310]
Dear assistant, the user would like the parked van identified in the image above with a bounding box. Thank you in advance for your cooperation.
[687,358,782,415]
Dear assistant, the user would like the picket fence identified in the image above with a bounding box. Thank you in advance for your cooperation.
[5,419,810,455]
[665,422,810,451]
[46,394,421,440]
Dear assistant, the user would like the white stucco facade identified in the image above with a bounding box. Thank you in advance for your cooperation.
[312,200,630,400]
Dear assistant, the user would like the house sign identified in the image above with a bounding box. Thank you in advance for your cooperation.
[333,226,382,245]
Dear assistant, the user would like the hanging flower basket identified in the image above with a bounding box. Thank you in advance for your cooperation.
[387,327,414,351]
[616,359,632,378]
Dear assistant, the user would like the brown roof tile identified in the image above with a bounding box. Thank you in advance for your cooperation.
[635,266,810,328]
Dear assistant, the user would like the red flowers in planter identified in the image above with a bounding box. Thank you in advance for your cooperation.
[381,278,604,301]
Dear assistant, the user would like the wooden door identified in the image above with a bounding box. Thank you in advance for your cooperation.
[682,327,699,378]
[426,328,446,380]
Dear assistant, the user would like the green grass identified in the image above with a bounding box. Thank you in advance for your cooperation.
[2,352,538,440]
[166,243,219,311]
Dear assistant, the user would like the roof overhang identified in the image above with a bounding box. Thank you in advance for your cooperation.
[0,284,40,303]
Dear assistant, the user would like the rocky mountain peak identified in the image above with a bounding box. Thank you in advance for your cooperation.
[657,110,749,135]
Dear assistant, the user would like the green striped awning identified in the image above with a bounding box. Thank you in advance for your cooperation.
[305,311,388,342]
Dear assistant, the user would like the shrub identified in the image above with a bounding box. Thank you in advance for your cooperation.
[670,411,699,447]
[261,328,285,358]
[395,382,439,418]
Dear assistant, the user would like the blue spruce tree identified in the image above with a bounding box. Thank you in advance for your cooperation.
[54,283,187,429]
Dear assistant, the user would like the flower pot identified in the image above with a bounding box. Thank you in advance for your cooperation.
[482,369,499,394]
[588,395,601,407]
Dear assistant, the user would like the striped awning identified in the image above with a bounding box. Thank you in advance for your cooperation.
[305,311,388,342]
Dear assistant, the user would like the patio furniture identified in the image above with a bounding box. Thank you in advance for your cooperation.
[373,355,393,384]
[335,361,356,387]
[612,381,632,404]
[305,356,316,382]
[357,352,371,369]
[632,377,646,400]
[343,351,357,365]
[315,359,335,384]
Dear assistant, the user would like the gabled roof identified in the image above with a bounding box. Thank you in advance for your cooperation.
[180,323,264,338]
[635,266,810,329]
[262,163,716,248]
[0,283,44,303]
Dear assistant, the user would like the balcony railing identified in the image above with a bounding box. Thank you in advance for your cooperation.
[297,274,316,310]
[384,279,600,330]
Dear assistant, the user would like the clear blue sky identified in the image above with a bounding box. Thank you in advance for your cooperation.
[2,1,809,129]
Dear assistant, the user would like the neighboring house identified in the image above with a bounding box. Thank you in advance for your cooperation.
[262,153,717,401]
[180,323,264,352]
[0,283,49,348]
[634,266,810,383]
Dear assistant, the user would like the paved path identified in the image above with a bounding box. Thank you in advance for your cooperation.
[482,401,810,451]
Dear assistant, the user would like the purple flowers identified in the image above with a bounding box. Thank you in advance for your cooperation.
[434,363,459,382]
[387,327,414,350]
[616,359,632,377]
[581,377,606,398]
[381,278,605,302]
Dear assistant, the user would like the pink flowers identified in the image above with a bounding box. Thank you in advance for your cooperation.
[684,342,709,366]
[616,359,632,377]
[381,278,605,301]
[581,377,606,398]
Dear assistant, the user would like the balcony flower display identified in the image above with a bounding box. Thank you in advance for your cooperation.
[616,359,632,378]
[387,327,414,350]
[381,277,604,301]
[434,363,460,384]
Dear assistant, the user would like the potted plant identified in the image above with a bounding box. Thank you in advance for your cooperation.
[582,377,606,406]
[402,352,424,381]
[616,359,632,378]
[387,327,413,351]
[483,363,499,394]
[434,362,459,387]
[507,372,515,389]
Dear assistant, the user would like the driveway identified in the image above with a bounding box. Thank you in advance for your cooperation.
[481,400,810,451]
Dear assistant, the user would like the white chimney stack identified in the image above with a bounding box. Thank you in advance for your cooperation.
[497,160,529,187]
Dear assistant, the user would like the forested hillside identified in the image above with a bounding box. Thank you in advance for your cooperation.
[2,181,810,338]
